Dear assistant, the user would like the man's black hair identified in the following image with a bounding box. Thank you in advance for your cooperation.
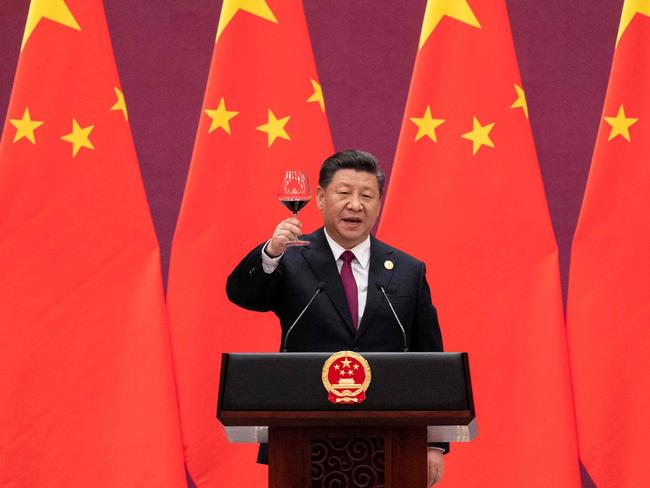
[318,149,385,195]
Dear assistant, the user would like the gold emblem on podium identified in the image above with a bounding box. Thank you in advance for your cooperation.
[322,351,371,404]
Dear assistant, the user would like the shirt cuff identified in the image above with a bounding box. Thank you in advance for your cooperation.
[261,239,283,274]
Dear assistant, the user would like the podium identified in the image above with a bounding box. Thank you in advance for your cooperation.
[217,352,476,488]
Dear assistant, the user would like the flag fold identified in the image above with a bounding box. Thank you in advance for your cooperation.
[378,0,580,485]
[0,1,185,486]
[567,3,650,487]
[167,0,333,485]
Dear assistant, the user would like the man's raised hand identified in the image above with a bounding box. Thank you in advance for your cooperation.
[265,217,302,257]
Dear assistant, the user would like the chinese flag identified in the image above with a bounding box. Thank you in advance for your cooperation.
[0,1,185,487]
[166,0,333,486]
[567,3,650,487]
[378,0,580,485]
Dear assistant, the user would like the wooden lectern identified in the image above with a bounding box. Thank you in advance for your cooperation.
[218,352,476,488]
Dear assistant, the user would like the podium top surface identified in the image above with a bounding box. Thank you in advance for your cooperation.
[218,352,474,427]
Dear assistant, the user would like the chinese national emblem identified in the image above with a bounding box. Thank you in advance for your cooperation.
[322,351,371,404]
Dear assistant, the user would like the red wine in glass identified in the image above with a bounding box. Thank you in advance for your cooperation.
[280,199,310,213]
[278,170,311,246]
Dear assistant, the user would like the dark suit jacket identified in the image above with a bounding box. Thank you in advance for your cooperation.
[226,227,447,460]
[226,227,443,353]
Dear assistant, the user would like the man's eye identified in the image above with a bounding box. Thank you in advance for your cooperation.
[338,191,349,195]
[362,194,372,199]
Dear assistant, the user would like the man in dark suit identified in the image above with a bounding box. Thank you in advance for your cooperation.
[226,150,446,486]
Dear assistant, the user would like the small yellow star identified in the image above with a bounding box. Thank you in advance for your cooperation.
[216,0,278,41]
[419,0,481,50]
[410,106,445,142]
[60,118,95,157]
[110,87,128,121]
[9,107,44,144]
[205,98,239,134]
[617,0,650,45]
[510,84,528,119]
[307,79,326,113]
[604,104,638,142]
[461,116,495,155]
[21,0,81,50]
[256,109,290,146]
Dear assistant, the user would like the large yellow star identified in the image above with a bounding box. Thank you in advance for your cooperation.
[510,84,528,119]
[110,87,128,121]
[617,0,650,45]
[216,0,278,41]
[307,79,325,113]
[61,118,95,157]
[461,116,495,155]
[410,106,445,142]
[205,98,239,134]
[21,0,81,51]
[419,0,481,50]
[9,107,44,144]
[256,110,291,147]
[604,104,638,142]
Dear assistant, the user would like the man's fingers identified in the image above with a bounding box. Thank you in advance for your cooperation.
[278,218,302,235]
[273,230,298,242]
[277,222,302,236]
[267,218,303,257]
[428,466,443,487]
[428,469,441,487]
[427,450,444,486]
[284,217,302,228]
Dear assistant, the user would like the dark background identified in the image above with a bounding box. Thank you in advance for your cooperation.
[0,1,624,486]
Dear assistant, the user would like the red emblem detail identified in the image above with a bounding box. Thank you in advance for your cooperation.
[322,351,371,404]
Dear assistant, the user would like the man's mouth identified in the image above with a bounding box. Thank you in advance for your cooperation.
[341,217,363,225]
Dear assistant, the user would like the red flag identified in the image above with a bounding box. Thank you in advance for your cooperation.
[0,1,185,486]
[378,0,580,485]
[166,0,333,485]
[567,3,650,486]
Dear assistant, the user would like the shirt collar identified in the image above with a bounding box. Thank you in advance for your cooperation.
[323,228,371,270]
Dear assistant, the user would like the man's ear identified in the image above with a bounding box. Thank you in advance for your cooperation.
[316,186,325,210]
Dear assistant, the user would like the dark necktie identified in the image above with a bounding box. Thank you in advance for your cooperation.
[340,250,358,330]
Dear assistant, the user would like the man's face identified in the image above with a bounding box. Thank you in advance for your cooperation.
[316,169,381,249]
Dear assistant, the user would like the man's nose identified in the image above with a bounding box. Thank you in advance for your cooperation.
[347,195,362,210]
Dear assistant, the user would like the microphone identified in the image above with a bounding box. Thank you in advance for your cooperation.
[282,281,326,352]
[377,283,409,352]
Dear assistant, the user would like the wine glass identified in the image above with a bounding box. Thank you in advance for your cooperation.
[278,170,311,246]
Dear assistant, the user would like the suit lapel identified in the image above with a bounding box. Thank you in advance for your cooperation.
[301,228,356,335]
[357,237,395,339]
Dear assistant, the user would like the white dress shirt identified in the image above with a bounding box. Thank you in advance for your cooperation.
[261,229,371,322]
